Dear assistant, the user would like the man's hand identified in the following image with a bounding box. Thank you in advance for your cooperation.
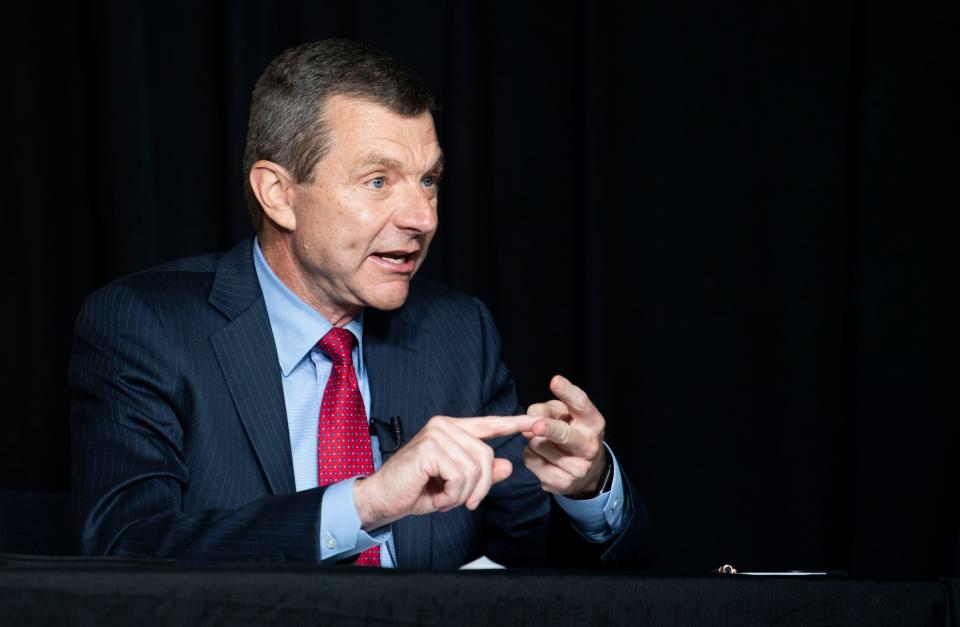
[353,415,539,530]
[523,375,608,499]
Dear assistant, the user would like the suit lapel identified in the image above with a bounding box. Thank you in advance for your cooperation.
[364,307,433,570]
[208,238,295,495]
[205,239,438,563]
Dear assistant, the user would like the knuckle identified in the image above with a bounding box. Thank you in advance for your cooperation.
[479,443,494,463]
[448,468,465,486]
[464,456,480,477]
[430,415,451,427]
[417,437,437,455]
[593,413,606,432]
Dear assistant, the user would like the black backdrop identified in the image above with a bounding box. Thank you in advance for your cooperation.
[2,1,956,577]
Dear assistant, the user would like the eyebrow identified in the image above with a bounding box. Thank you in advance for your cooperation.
[427,153,445,176]
[356,151,445,176]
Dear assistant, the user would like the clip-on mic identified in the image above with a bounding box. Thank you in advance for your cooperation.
[369,415,403,458]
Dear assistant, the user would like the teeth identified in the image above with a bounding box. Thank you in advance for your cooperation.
[378,255,406,264]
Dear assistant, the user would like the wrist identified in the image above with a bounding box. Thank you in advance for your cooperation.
[569,448,612,500]
[353,477,381,530]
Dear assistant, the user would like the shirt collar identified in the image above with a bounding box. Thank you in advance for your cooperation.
[252,236,364,377]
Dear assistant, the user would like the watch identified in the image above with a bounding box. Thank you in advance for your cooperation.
[593,452,614,497]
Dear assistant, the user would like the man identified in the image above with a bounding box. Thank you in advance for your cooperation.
[70,39,648,568]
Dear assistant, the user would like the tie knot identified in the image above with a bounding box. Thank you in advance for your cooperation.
[317,327,356,366]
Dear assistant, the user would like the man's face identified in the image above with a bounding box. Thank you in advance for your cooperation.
[286,95,442,320]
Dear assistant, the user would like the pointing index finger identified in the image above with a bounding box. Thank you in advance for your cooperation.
[456,415,541,440]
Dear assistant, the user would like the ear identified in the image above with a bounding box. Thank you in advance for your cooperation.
[249,160,297,231]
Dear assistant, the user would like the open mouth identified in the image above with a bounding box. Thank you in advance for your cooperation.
[376,253,409,265]
[370,249,419,272]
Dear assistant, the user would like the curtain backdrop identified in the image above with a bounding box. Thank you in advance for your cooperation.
[3,0,956,576]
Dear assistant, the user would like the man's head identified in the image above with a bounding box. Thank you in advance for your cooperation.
[244,40,442,324]
[243,39,435,231]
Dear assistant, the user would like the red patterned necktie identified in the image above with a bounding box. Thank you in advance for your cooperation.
[317,326,380,567]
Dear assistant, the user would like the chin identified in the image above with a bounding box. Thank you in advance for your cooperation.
[363,283,411,311]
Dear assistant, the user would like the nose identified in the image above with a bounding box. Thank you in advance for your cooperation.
[394,181,438,234]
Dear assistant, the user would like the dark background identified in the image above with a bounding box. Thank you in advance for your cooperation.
[2,1,957,576]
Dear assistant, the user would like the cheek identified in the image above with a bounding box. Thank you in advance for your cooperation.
[423,226,438,250]
[336,193,388,245]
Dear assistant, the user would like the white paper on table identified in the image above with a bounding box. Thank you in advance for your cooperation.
[738,571,828,576]
[459,555,506,570]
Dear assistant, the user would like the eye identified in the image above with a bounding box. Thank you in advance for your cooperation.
[369,176,386,189]
[422,175,437,188]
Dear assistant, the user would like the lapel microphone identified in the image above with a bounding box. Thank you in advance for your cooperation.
[369,415,403,453]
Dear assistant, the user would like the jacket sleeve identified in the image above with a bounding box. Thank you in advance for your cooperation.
[69,282,322,564]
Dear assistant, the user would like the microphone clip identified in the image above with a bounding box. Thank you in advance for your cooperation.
[369,415,403,454]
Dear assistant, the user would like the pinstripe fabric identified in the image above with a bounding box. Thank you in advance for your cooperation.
[70,236,649,567]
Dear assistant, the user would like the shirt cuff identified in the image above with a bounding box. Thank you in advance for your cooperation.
[552,444,628,543]
[318,477,391,562]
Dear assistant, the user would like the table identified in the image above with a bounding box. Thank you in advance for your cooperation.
[1,555,956,626]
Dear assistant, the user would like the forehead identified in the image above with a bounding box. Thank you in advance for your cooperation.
[321,95,440,169]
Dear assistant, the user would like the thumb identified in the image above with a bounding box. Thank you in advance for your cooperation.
[491,458,513,484]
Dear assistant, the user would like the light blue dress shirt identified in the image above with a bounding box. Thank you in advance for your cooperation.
[252,237,626,566]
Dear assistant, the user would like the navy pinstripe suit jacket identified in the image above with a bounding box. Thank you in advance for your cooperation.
[70,237,648,568]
